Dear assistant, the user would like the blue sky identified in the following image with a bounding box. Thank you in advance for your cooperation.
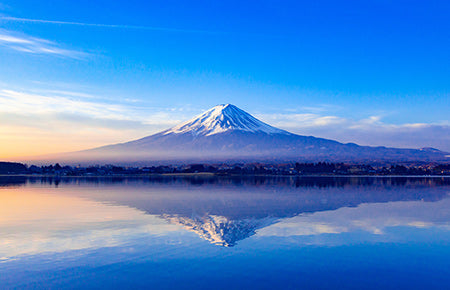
[0,0,449,157]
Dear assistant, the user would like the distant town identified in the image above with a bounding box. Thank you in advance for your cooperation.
[1,161,449,176]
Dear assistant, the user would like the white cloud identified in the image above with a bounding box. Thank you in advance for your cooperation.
[0,29,87,59]
[0,88,191,134]
[284,104,343,114]
[0,89,128,119]
[255,113,346,128]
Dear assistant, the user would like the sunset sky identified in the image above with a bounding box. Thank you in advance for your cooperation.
[0,0,449,159]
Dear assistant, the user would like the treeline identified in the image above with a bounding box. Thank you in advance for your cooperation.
[0,162,28,174]
[1,161,450,176]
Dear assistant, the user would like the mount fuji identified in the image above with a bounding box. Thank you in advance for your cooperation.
[71,104,447,163]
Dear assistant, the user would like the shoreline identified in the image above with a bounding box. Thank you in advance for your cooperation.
[1,173,449,178]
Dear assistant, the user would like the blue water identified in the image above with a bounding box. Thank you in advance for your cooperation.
[1,176,450,289]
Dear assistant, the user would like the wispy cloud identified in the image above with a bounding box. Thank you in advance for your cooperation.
[0,88,186,128]
[283,104,343,114]
[257,113,346,128]
[0,28,87,58]
[0,16,221,34]
[0,89,127,119]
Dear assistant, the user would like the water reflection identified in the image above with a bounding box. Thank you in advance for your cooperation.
[0,176,449,252]
[0,188,181,259]
[1,176,450,289]
[4,175,450,188]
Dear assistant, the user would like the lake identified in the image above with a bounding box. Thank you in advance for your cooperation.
[1,176,450,289]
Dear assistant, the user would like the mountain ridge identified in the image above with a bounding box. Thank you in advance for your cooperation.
[60,104,448,163]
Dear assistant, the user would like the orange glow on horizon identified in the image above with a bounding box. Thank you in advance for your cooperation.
[0,127,144,160]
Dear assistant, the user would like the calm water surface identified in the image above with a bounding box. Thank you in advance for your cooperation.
[1,176,450,289]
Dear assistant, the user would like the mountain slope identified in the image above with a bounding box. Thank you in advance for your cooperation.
[163,104,288,136]
[75,104,448,163]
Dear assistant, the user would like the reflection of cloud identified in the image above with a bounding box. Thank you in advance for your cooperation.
[0,29,87,59]
[257,113,450,151]
[258,221,346,236]
[0,188,181,260]
[258,198,450,238]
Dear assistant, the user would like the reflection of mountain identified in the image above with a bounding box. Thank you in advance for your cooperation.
[2,176,450,247]
[163,214,276,247]
[99,177,450,246]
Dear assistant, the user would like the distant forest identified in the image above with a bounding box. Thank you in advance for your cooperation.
[1,161,449,176]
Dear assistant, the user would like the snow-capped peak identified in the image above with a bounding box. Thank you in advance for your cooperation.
[164,104,289,136]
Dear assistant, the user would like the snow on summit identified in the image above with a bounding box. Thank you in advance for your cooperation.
[164,104,289,136]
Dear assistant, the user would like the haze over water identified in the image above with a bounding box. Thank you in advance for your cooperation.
[1,176,450,289]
